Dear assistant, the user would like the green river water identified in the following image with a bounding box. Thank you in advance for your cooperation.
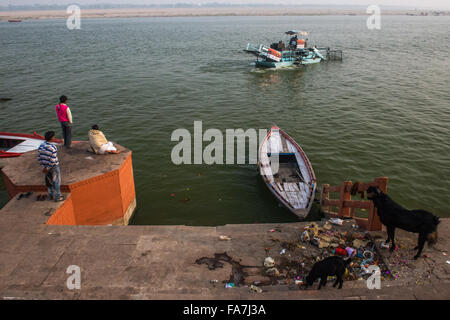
[0,15,449,225]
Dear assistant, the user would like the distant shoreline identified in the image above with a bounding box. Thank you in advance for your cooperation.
[1,7,449,21]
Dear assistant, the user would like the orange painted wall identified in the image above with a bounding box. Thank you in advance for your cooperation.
[68,170,124,225]
[47,194,76,225]
[51,153,137,225]
[119,154,136,214]
[1,169,70,196]
[1,153,136,226]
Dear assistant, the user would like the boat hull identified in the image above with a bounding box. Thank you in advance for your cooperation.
[0,132,62,158]
[299,57,322,65]
[258,126,316,219]
[255,60,296,68]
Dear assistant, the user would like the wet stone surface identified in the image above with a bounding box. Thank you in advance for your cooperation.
[370,226,450,287]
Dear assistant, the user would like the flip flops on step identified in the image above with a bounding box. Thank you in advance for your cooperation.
[36,194,47,201]
[16,192,32,200]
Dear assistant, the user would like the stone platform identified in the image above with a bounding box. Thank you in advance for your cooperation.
[1,142,136,225]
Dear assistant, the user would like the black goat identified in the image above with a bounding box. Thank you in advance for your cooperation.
[365,186,440,259]
[305,256,352,290]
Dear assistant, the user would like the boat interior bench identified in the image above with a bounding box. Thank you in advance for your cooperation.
[267,153,304,183]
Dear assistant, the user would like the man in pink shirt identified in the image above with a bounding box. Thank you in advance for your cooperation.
[55,95,73,148]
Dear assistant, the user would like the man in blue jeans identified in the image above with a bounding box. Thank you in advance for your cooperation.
[37,131,64,202]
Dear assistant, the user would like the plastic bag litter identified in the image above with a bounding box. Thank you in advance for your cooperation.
[311,237,330,249]
[345,247,356,257]
[310,237,320,247]
[310,223,319,236]
[300,230,310,242]
[264,257,275,268]
[359,266,371,275]
[363,250,374,260]
[353,239,368,248]
[250,285,262,293]
[329,218,344,225]
[323,222,332,230]
[266,267,280,276]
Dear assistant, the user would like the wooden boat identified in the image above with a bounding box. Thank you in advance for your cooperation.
[8,19,22,23]
[0,132,60,158]
[258,126,317,219]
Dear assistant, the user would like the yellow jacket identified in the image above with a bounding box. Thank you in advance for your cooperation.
[88,129,108,154]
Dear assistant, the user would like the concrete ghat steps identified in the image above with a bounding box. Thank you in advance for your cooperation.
[4,281,448,300]
[0,192,65,231]
[137,283,450,300]
[1,194,449,300]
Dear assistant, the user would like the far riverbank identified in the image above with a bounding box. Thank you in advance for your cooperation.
[1,7,449,21]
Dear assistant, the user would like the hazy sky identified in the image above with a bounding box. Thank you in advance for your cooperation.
[1,0,449,10]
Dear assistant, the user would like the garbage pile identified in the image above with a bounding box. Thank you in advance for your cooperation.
[297,219,390,282]
[259,218,392,288]
[199,218,394,292]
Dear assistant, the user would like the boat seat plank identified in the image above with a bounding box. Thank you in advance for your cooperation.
[277,182,284,191]
[288,143,311,185]
[283,182,299,192]
[280,134,289,153]
[285,191,302,209]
